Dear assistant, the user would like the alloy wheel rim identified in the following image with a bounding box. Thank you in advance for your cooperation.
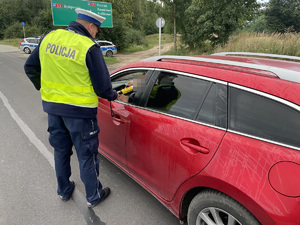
[196,207,242,225]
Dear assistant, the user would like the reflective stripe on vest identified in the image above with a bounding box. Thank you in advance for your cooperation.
[39,29,98,108]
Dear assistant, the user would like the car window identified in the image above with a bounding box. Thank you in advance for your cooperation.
[27,38,39,44]
[111,74,135,89]
[229,87,300,148]
[111,71,148,89]
[146,72,211,120]
[111,70,152,105]
[99,42,111,46]
[196,83,227,128]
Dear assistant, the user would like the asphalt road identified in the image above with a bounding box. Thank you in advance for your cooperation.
[0,45,180,225]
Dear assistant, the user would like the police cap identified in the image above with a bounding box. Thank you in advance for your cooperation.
[75,8,106,27]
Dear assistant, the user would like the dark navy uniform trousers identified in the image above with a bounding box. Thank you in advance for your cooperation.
[47,114,102,204]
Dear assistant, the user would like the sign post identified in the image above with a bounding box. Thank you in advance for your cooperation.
[156,17,165,56]
[51,0,113,27]
[21,22,26,38]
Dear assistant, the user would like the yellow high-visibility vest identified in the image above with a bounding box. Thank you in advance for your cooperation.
[39,29,98,108]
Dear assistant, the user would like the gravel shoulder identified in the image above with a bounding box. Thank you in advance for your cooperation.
[113,42,174,67]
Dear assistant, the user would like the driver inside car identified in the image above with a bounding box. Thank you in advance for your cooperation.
[118,73,181,112]
[117,73,146,102]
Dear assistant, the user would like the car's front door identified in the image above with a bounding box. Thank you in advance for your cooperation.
[126,71,228,201]
[97,70,152,167]
[98,99,128,166]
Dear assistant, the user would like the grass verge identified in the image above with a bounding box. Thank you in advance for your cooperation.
[0,38,20,48]
[121,33,175,53]
[214,32,300,56]
[104,56,118,65]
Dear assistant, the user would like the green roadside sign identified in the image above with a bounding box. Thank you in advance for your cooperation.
[51,0,113,27]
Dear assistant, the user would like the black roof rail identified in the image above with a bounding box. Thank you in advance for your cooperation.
[212,52,300,61]
[142,55,300,83]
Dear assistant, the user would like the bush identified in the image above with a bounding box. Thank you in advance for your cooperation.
[4,22,24,39]
[125,28,147,46]
[100,21,148,51]
[4,22,41,39]
[100,19,128,51]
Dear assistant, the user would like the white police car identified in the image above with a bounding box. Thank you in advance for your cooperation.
[20,37,41,54]
[96,40,117,57]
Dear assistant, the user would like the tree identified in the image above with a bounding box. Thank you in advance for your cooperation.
[182,0,259,49]
[100,19,129,50]
[100,0,162,50]
[159,0,192,52]
[0,0,49,38]
[243,6,268,33]
[265,0,300,33]
[244,15,268,33]
[31,8,54,35]
[104,0,135,27]
[0,5,5,39]
[0,0,161,50]
[142,0,161,35]
[4,22,25,39]
[100,0,147,50]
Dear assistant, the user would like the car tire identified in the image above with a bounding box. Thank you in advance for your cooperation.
[187,190,261,225]
[106,50,113,57]
[23,47,31,54]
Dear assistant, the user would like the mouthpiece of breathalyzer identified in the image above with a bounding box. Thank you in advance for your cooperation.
[117,86,133,95]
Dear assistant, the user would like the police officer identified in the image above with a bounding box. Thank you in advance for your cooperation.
[24,8,118,208]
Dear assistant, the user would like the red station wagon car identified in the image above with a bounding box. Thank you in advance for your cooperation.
[97,52,300,225]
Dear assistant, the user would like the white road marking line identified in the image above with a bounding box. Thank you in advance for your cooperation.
[0,90,54,168]
[0,90,104,224]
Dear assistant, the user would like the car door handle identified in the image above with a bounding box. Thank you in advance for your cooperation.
[180,139,210,154]
[112,116,125,124]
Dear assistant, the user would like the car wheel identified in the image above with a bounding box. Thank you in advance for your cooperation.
[187,190,260,225]
[106,50,113,57]
[23,47,31,54]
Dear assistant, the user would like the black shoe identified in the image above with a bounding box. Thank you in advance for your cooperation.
[59,181,75,202]
[87,187,111,208]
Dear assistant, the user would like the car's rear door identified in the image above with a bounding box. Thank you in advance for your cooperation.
[126,71,228,201]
